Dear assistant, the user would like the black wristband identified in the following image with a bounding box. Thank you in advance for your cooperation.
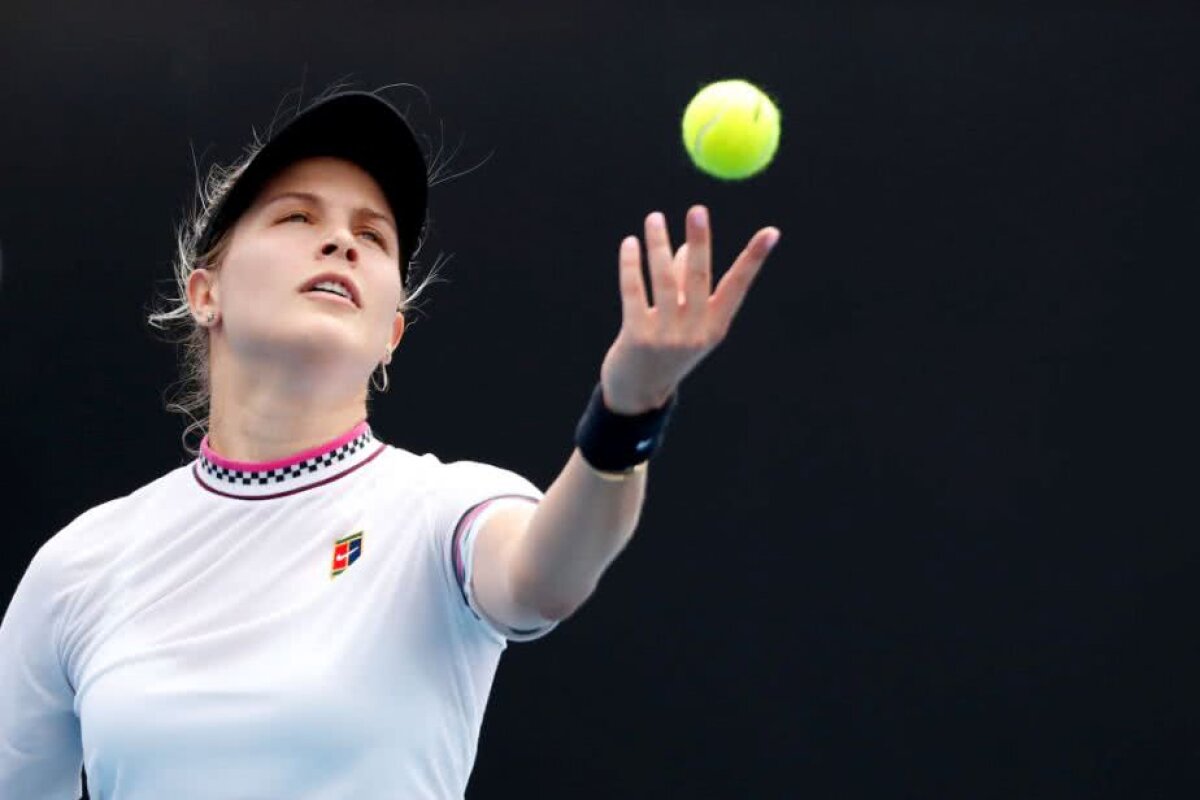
[574,383,677,472]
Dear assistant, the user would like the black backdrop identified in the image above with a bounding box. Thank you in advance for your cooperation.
[1,2,1197,797]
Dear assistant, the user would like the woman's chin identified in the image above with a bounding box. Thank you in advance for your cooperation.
[235,324,369,368]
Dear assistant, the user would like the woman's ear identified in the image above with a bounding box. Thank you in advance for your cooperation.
[385,312,406,363]
[186,268,220,326]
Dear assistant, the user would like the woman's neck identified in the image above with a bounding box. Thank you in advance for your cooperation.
[206,358,370,463]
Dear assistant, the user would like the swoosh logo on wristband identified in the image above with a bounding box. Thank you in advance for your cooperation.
[636,438,654,451]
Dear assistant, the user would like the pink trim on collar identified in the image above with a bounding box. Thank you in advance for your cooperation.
[200,421,370,472]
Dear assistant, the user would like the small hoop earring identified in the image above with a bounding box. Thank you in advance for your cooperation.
[371,361,390,393]
[200,310,216,326]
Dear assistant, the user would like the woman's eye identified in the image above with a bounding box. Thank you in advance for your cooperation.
[281,212,309,223]
[359,229,386,248]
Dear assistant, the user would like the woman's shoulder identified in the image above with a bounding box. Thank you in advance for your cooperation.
[382,444,535,487]
[379,444,542,502]
[37,463,195,567]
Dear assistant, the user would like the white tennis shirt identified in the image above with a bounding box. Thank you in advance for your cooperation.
[0,422,551,799]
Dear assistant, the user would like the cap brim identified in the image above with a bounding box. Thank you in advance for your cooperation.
[196,92,427,280]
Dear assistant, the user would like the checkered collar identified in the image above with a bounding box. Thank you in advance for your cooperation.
[193,421,386,499]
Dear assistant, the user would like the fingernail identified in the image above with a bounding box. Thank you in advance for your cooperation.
[765,229,781,251]
[689,206,707,227]
[649,211,666,228]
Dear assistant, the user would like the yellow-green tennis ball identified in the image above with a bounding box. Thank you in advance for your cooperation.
[682,79,780,180]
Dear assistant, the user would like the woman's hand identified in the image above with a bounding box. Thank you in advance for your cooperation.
[599,205,780,414]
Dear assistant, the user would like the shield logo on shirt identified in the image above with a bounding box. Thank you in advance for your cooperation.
[330,531,364,578]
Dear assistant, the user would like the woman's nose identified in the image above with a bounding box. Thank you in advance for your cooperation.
[320,239,358,264]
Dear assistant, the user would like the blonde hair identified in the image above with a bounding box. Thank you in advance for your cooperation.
[148,84,451,453]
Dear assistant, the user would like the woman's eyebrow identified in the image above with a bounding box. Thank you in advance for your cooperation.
[359,208,397,235]
[261,190,323,210]
[261,191,396,234]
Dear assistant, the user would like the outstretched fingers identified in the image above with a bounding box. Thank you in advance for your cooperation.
[644,212,680,324]
[709,227,780,334]
[680,206,713,333]
[618,235,649,326]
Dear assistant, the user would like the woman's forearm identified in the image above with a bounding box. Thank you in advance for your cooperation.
[507,450,648,620]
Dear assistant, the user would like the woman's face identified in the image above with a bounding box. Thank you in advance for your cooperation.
[197,156,406,387]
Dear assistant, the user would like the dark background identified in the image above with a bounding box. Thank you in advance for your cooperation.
[2,1,1197,797]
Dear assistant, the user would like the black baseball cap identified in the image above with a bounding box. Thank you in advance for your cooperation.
[195,91,428,283]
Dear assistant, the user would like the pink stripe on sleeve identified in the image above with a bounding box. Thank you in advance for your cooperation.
[451,495,539,595]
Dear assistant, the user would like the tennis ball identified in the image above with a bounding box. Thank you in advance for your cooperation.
[682,79,780,180]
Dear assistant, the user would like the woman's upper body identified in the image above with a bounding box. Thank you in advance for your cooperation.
[0,424,547,799]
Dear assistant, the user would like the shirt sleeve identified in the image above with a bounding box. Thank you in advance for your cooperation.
[431,460,558,643]
[0,542,84,799]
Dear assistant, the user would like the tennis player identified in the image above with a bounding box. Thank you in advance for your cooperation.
[0,90,780,799]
